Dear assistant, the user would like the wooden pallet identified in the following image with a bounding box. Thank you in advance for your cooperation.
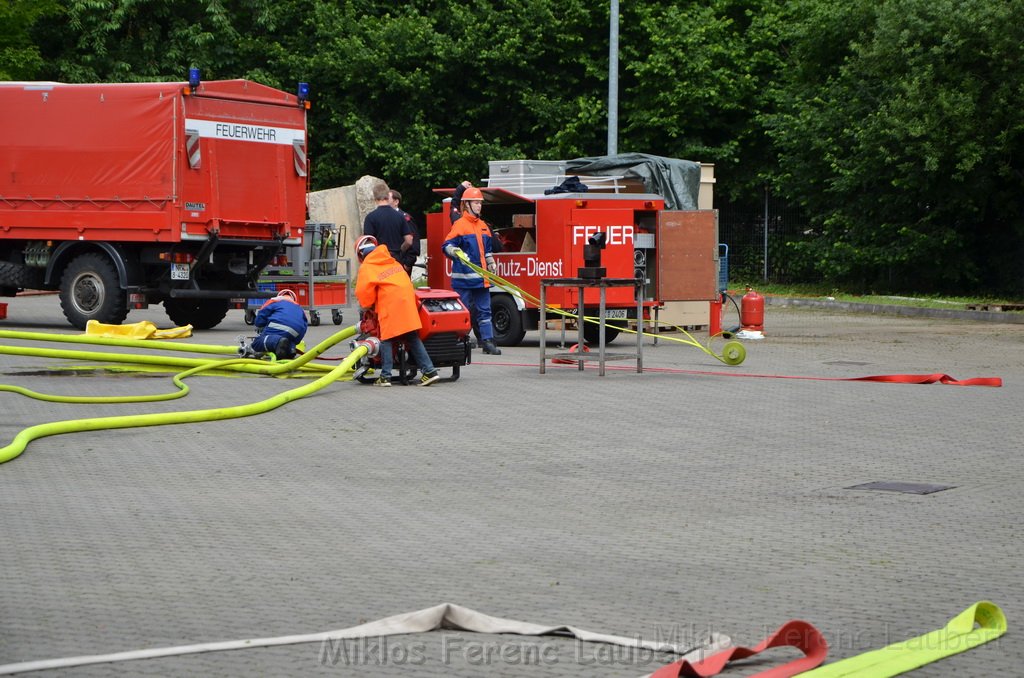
[630,320,707,332]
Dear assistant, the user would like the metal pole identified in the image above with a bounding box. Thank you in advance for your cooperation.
[607,0,619,155]
[763,184,769,282]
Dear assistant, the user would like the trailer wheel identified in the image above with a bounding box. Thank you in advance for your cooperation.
[583,319,624,345]
[332,309,344,325]
[164,298,229,330]
[491,294,526,346]
[59,253,128,330]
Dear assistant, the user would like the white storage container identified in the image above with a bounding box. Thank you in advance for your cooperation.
[486,159,568,195]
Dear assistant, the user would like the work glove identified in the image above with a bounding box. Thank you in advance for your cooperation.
[448,247,470,264]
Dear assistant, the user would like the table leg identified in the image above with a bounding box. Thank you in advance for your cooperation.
[539,284,547,374]
[576,286,585,371]
[636,283,643,373]
[599,286,607,376]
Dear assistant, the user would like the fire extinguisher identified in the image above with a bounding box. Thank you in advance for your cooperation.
[740,286,765,333]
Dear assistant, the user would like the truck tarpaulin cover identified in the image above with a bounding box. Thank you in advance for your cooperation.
[1,82,178,200]
[565,153,701,211]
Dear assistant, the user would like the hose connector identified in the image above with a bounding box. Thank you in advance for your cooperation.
[351,336,381,358]
[236,335,260,359]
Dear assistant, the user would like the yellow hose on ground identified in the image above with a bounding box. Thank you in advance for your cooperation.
[0,329,239,356]
[454,254,746,365]
[0,326,361,464]
[0,344,319,376]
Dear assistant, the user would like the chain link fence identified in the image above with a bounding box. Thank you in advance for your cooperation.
[717,190,809,286]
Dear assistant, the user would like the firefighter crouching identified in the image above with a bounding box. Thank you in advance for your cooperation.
[354,235,442,387]
[243,289,307,359]
[442,186,502,355]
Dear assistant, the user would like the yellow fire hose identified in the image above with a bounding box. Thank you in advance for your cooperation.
[801,601,1006,677]
[0,344,333,376]
[0,326,361,464]
[0,329,240,356]
[0,328,336,374]
[453,251,747,365]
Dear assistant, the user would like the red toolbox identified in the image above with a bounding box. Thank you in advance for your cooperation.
[291,282,347,306]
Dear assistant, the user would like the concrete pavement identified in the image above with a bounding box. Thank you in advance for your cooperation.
[1,293,1021,676]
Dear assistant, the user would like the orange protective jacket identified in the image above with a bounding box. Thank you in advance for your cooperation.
[355,244,422,340]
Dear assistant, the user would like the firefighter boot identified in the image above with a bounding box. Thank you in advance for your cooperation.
[274,338,294,360]
[481,340,502,355]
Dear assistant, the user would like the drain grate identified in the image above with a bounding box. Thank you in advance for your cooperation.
[846,481,956,495]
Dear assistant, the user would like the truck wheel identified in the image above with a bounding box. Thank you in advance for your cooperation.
[490,294,526,346]
[164,298,229,329]
[59,253,127,330]
[583,319,624,345]
[0,261,45,290]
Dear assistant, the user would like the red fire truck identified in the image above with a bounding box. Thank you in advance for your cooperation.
[0,75,310,329]
[426,170,718,346]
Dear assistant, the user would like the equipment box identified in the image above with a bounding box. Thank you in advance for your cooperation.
[245,258,351,327]
[487,159,569,195]
[247,281,346,309]
[247,282,279,309]
[292,282,347,306]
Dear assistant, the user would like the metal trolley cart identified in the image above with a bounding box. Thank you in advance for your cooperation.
[245,223,352,326]
[245,260,351,326]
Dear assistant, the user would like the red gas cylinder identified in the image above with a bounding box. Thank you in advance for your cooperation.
[740,287,765,332]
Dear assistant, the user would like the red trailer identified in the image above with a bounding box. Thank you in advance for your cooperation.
[426,181,718,346]
[0,76,310,329]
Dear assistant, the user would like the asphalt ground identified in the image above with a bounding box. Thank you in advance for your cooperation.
[1,293,1022,677]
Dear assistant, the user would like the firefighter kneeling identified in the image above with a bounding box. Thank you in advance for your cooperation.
[238,289,307,360]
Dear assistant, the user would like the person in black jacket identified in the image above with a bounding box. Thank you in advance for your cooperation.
[388,188,420,276]
[363,181,414,264]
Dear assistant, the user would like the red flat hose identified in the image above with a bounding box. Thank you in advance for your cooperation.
[652,619,828,677]
[488,361,1002,387]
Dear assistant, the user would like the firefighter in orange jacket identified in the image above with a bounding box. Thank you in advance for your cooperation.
[354,235,441,387]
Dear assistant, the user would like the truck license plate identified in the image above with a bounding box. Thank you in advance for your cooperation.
[171,263,190,280]
[605,309,628,319]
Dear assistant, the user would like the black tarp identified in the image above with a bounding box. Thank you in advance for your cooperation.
[564,153,702,211]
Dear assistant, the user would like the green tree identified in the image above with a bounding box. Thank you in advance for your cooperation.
[31,0,284,83]
[283,0,608,218]
[0,0,60,80]
[768,0,1024,293]
[623,0,785,200]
